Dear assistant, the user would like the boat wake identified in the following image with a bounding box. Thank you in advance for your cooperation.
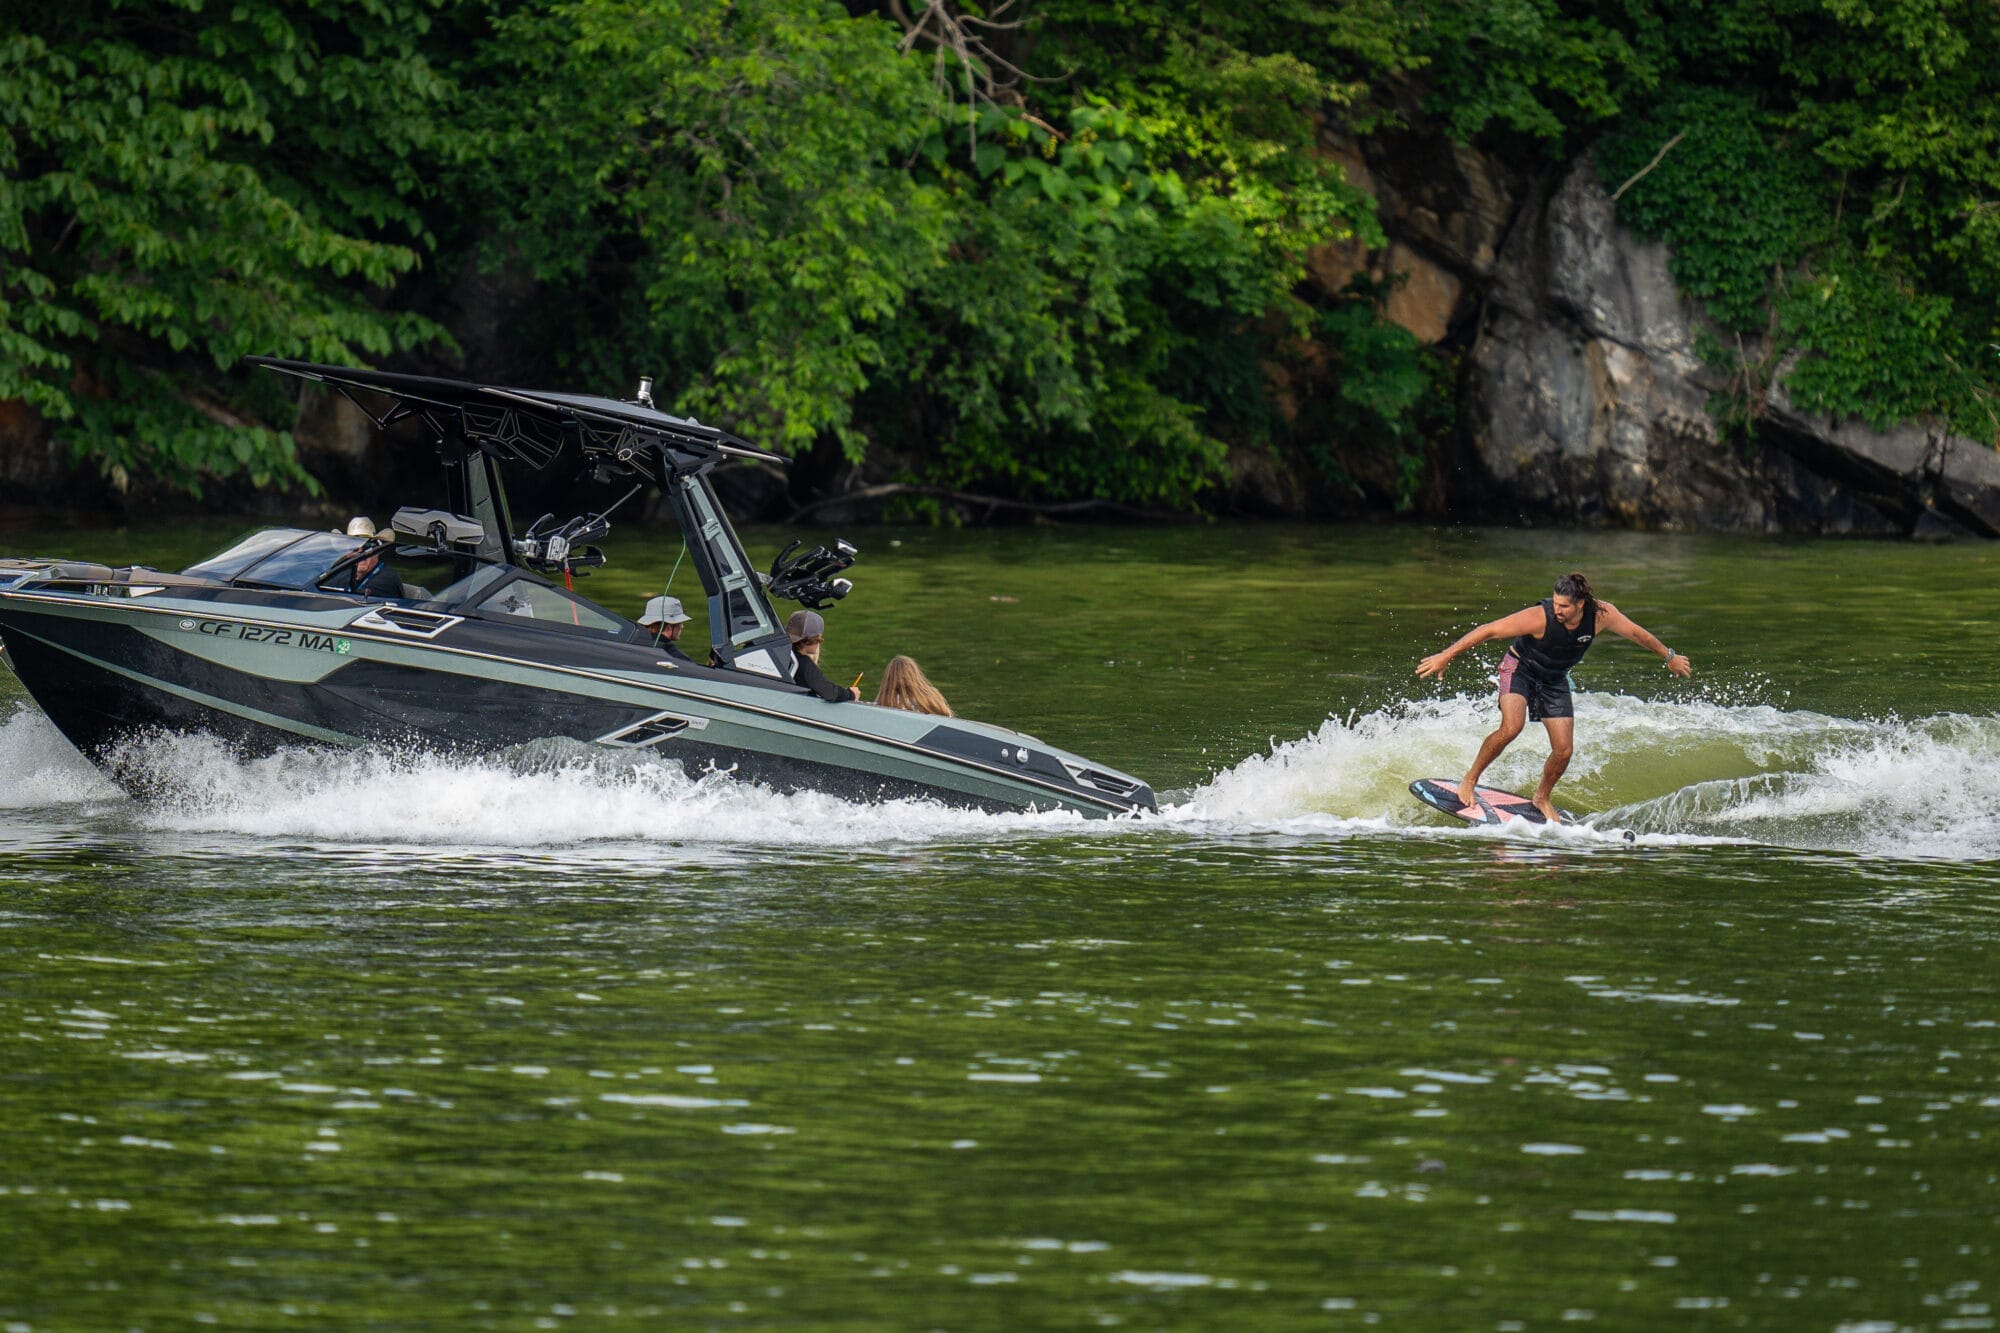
[0,704,1082,848]
[1180,692,2000,860]
[4,693,1998,859]
[0,704,122,810]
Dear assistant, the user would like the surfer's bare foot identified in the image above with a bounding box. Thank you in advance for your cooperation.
[1456,777,1477,808]
[1533,796,1563,825]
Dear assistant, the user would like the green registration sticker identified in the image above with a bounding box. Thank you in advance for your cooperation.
[335,639,351,655]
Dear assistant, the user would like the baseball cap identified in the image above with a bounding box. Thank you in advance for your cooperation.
[784,609,825,641]
[639,595,690,627]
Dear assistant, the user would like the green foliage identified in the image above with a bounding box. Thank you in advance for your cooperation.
[549,0,954,458]
[1780,257,1995,436]
[1598,89,1829,331]
[1419,0,2000,447]
[0,0,1450,512]
[1629,4,1999,441]
[1295,286,1449,512]
[461,0,1395,510]
[893,101,1294,507]
[1322,303,1430,428]
[1416,0,1661,148]
[0,0,459,495]
[880,4,1393,505]
[16,0,1996,512]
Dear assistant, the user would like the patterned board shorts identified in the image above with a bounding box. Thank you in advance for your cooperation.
[1497,650,1574,722]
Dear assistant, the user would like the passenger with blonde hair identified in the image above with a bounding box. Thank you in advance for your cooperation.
[875,655,953,717]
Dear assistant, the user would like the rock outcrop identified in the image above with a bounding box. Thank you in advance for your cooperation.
[1457,156,2000,537]
[1760,375,2000,537]
[1311,103,1522,344]
[1306,96,2000,538]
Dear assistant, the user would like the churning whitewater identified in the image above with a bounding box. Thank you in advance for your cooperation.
[1183,691,2000,859]
[4,692,1998,859]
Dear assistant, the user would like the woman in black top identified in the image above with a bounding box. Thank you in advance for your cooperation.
[785,609,859,703]
[1415,573,1692,823]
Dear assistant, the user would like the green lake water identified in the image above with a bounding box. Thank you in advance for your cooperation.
[3,517,1998,1329]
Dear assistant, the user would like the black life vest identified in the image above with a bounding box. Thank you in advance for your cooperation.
[1509,598,1596,680]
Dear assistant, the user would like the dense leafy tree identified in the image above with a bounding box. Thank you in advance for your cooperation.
[464,0,955,457]
[7,0,1996,506]
[455,0,1398,508]
[1414,0,1661,147]
[880,0,1410,504]
[1,0,464,494]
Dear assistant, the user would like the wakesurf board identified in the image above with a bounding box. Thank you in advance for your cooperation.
[1408,778,1575,827]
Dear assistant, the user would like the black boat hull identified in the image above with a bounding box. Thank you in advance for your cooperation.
[0,594,1155,816]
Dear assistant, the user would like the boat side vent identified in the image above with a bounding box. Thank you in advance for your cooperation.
[1063,763,1142,798]
[598,711,711,748]
[350,607,463,639]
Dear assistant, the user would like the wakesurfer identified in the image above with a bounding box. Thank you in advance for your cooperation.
[1414,573,1691,823]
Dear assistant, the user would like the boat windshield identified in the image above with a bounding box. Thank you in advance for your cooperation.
[181,528,320,583]
[229,532,359,589]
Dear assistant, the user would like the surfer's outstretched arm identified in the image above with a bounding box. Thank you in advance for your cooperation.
[1415,606,1546,679]
[1595,602,1693,678]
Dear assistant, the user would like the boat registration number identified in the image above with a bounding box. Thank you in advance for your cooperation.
[178,619,350,654]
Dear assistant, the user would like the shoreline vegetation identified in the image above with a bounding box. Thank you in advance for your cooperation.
[4,0,1998,532]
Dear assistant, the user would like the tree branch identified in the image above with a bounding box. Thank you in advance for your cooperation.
[1609,129,1686,203]
[784,482,1189,524]
[888,0,1066,162]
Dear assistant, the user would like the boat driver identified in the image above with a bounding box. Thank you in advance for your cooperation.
[338,517,403,598]
[785,610,859,702]
[638,594,693,662]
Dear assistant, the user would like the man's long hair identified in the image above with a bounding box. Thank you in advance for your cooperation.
[1553,572,1595,609]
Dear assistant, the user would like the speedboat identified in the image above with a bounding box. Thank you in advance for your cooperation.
[0,360,1156,817]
